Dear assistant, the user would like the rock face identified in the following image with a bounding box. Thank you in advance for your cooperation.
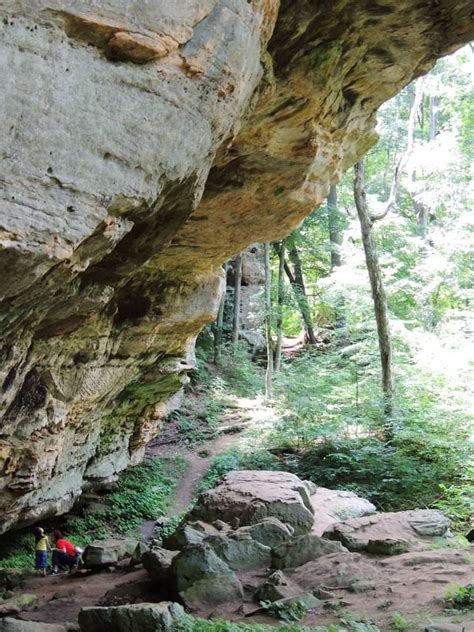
[1,1,473,532]
[190,470,315,534]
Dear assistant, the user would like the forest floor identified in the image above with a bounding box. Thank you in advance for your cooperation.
[5,389,474,631]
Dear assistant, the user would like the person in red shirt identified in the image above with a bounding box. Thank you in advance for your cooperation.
[51,530,80,574]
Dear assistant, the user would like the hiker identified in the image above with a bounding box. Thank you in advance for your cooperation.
[34,527,50,577]
[51,530,81,574]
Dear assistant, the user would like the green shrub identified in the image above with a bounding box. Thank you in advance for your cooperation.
[199,448,281,493]
[444,583,474,610]
[260,598,309,622]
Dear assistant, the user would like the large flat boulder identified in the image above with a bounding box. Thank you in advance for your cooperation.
[272,534,347,569]
[310,487,376,536]
[291,551,379,594]
[323,509,451,554]
[190,470,315,535]
[78,602,187,632]
[82,538,139,567]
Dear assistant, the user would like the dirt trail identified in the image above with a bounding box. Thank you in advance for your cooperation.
[145,394,275,522]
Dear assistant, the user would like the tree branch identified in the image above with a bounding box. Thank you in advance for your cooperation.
[370,76,425,222]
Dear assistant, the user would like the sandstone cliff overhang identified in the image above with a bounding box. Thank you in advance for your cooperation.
[1,0,473,533]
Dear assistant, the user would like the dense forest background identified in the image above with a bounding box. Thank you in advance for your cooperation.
[198,45,473,531]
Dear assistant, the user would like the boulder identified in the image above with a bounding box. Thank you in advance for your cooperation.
[171,543,243,609]
[78,602,187,632]
[310,487,376,536]
[82,538,139,568]
[0,594,37,616]
[323,510,451,554]
[142,547,178,581]
[272,534,347,569]
[162,520,220,550]
[179,574,244,611]
[240,518,294,548]
[207,533,272,571]
[291,552,379,593]
[130,541,149,566]
[191,471,315,535]
[269,594,322,611]
[0,620,74,632]
[256,570,306,602]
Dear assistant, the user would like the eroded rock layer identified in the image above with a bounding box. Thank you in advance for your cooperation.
[1,0,473,532]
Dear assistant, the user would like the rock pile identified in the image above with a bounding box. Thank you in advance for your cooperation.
[141,470,381,611]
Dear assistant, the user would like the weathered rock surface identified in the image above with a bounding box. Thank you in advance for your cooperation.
[141,547,178,581]
[291,551,380,593]
[82,538,138,568]
[1,0,473,532]
[206,532,272,570]
[162,520,221,550]
[240,517,294,547]
[170,543,243,609]
[190,470,315,534]
[310,487,376,536]
[0,620,74,632]
[78,601,187,632]
[323,509,451,554]
[272,534,347,569]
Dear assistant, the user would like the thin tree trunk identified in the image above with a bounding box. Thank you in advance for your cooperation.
[327,185,342,270]
[213,261,228,364]
[354,160,395,438]
[232,254,242,349]
[274,239,286,372]
[287,244,318,345]
[264,242,273,398]
[429,95,439,141]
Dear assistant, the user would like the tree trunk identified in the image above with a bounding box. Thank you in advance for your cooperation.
[274,239,286,372]
[429,95,439,141]
[327,185,342,270]
[287,244,318,345]
[264,242,274,398]
[354,160,395,438]
[232,254,242,349]
[213,261,228,364]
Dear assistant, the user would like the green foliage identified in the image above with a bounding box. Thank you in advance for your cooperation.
[260,598,309,622]
[198,448,280,493]
[217,343,264,397]
[444,584,474,611]
[267,331,473,530]
[0,534,35,570]
[174,615,349,632]
[390,613,409,631]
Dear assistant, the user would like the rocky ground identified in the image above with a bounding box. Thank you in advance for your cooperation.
[1,463,473,631]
